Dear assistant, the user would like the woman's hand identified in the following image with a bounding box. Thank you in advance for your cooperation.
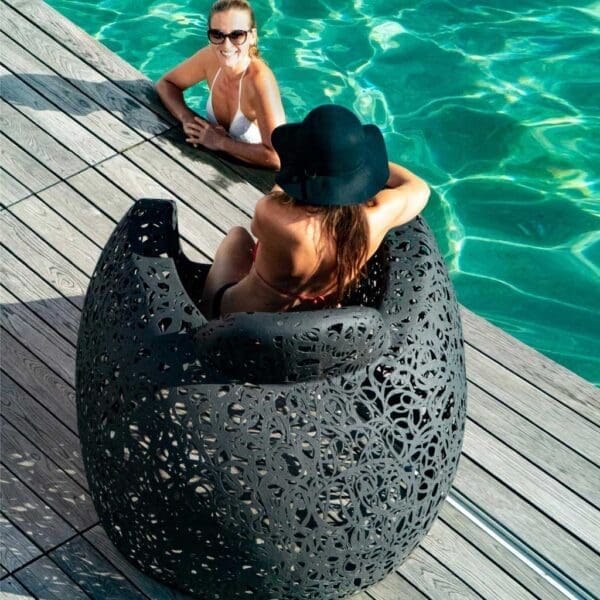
[183,117,228,151]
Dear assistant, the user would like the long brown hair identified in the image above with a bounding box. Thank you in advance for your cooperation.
[272,191,370,305]
[209,0,261,58]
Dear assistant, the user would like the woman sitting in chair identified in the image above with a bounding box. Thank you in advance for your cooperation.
[200,104,430,319]
[156,0,285,168]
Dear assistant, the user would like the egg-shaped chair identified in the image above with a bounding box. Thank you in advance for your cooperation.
[76,198,466,600]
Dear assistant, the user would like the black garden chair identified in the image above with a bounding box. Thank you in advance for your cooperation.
[76,198,467,599]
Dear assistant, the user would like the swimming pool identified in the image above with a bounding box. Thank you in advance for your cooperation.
[47,0,600,385]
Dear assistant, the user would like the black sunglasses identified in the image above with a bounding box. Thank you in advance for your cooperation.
[207,29,251,46]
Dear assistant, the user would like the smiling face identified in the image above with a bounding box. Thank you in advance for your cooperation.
[209,9,256,69]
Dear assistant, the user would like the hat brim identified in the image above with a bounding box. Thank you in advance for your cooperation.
[272,123,389,206]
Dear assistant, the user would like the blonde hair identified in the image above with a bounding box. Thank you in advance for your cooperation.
[209,0,260,58]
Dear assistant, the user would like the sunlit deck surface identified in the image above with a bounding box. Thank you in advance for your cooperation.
[1,2,599,598]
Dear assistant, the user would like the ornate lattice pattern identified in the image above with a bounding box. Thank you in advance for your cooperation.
[76,199,467,599]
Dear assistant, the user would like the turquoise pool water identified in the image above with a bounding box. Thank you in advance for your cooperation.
[48,0,600,385]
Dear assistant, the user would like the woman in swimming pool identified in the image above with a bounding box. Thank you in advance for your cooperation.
[200,104,431,319]
[156,0,285,168]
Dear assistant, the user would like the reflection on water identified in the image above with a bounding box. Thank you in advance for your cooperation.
[47,0,600,385]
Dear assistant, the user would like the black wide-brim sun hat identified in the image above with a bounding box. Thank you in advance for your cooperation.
[272,104,389,206]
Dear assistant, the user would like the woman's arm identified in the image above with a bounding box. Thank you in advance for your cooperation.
[368,162,430,236]
[156,48,210,125]
[185,67,285,169]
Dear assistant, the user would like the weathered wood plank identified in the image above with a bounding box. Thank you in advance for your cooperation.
[0,209,87,308]
[454,456,600,595]
[0,418,95,530]
[0,32,142,153]
[0,63,114,165]
[0,133,58,193]
[92,154,174,206]
[440,500,566,600]
[224,157,276,195]
[65,168,136,221]
[10,197,101,277]
[421,513,535,599]
[0,3,170,139]
[5,176,205,342]
[398,546,482,599]
[465,345,600,464]
[5,0,176,123]
[0,513,41,573]
[156,119,274,195]
[0,463,76,551]
[96,154,221,258]
[125,141,251,231]
[38,183,121,248]
[152,130,262,215]
[0,576,34,598]
[462,307,600,424]
[0,99,86,179]
[0,332,77,433]
[84,526,193,600]
[463,419,600,553]
[49,536,148,600]
[0,372,85,489]
[468,383,599,507]
[36,175,210,279]
[0,287,76,386]
[1,245,80,346]
[66,167,208,263]
[14,555,90,600]
[0,167,31,206]
[365,570,428,600]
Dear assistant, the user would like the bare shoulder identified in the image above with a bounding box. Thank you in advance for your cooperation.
[160,46,216,87]
[195,45,215,62]
[246,60,279,94]
[253,194,304,242]
[254,193,296,228]
[194,46,219,78]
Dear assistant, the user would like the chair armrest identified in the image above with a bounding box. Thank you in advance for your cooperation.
[196,307,390,384]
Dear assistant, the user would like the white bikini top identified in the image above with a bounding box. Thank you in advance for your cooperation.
[206,66,263,144]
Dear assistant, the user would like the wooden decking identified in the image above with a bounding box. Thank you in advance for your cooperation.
[1,1,599,598]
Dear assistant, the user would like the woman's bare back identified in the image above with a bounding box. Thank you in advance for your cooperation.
[220,189,403,314]
[202,161,430,318]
